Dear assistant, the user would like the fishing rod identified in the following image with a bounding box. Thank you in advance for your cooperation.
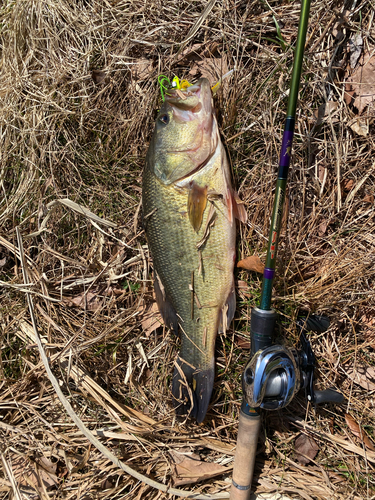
[230,1,343,499]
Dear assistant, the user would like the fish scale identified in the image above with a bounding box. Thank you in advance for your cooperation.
[142,78,242,422]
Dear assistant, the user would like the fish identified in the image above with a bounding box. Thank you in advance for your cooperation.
[142,78,246,423]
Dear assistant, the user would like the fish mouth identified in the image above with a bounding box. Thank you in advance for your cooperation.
[165,87,200,111]
[165,78,212,111]
[166,84,201,101]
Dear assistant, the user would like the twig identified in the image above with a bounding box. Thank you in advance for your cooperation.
[175,0,217,58]
[1,453,23,500]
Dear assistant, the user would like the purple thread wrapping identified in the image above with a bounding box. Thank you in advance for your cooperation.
[279,130,294,167]
[263,268,275,280]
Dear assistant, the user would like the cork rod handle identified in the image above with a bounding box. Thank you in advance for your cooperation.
[230,410,261,500]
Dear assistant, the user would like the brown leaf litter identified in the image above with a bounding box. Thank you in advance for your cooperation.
[313,101,339,125]
[345,414,375,452]
[345,51,375,114]
[346,365,375,392]
[64,290,104,311]
[7,452,59,495]
[141,300,163,337]
[345,49,375,135]
[294,434,319,465]
[170,448,230,486]
[237,255,265,274]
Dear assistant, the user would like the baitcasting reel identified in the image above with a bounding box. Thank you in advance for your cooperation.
[242,308,344,410]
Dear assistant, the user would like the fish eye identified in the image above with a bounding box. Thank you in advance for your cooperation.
[159,114,169,125]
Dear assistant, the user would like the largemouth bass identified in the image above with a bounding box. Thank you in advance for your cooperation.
[143,78,245,423]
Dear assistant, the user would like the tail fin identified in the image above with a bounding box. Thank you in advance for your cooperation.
[172,357,215,424]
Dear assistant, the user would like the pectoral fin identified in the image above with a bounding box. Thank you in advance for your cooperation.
[188,182,208,232]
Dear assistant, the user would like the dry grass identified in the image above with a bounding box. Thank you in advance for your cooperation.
[1,0,375,499]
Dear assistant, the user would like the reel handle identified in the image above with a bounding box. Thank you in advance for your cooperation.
[313,388,344,405]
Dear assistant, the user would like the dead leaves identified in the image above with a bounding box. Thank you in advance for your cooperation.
[64,291,103,311]
[170,449,229,486]
[130,58,154,80]
[4,448,95,499]
[237,255,265,274]
[141,300,163,336]
[294,434,319,465]
[347,365,375,392]
[235,334,251,350]
[63,283,139,313]
[314,101,339,126]
[345,414,375,452]
[314,44,375,138]
[172,457,227,486]
[189,56,228,85]
[345,413,362,437]
[318,220,328,236]
[348,33,363,70]
[345,52,375,115]
[340,176,374,205]
[91,69,108,85]
[361,310,375,341]
[177,42,229,87]
[69,446,91,474]
[348,117,369,137]
[362,193,374,204]
[343,179,354,192]
[6,453,59,495]
[345,50,375,136]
